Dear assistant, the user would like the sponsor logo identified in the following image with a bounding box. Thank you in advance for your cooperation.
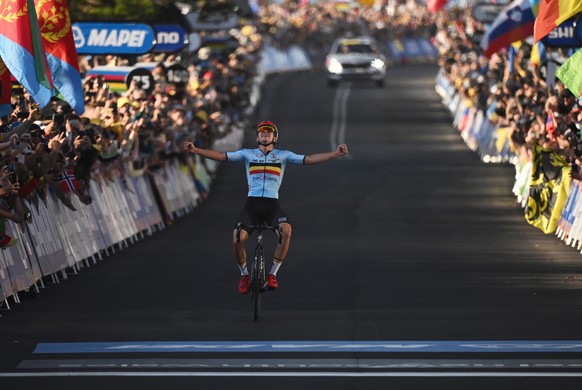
[73,22,155,55]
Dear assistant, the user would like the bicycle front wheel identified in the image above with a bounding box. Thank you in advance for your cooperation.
[252,245,265,321]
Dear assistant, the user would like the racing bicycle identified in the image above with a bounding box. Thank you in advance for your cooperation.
[236,223,282,321]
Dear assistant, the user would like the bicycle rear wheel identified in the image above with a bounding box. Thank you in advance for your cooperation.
[252,244,265,321]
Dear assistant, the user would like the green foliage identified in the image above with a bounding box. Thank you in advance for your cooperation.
[69,0,162,22]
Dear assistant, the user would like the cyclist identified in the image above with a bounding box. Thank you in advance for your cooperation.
[183,120,348,294]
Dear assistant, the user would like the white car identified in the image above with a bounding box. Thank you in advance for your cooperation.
[325,36,387,87]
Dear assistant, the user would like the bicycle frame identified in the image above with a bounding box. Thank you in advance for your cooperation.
[236,223,282,321]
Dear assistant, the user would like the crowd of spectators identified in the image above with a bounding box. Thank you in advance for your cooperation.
[0,0,443,247]
[431,8,582,182]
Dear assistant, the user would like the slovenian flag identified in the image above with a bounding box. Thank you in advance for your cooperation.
[480,0,536,58]
[534,0,582,43]
[0,0,53,108]
[0,58,11,117]
[36,0,85,114]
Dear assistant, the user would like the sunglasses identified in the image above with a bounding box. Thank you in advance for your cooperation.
[258,126,275,133]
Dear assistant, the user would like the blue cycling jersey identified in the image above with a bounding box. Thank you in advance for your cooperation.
[226,148,305,198]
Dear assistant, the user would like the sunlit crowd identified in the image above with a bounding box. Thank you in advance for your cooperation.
[1,0,556,246]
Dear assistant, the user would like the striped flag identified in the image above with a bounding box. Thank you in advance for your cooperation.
[529,41,547,67]
[36,0,85,114]
[534,0,582,42]
[545,110,556,137]
[0,0,53,108]
[556,48,582,98]
[480,0,535,58]
[0,57,12,117]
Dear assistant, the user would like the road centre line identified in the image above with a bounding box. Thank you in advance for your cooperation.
[330,83,350,150]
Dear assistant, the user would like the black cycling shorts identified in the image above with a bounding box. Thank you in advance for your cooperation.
[234,196,291,233]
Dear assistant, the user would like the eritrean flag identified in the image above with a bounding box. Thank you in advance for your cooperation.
[480,0,535,58]
[36,0,85,114]
[0,57,11,117]
[534,0,582,43]
[249,163,281,177]
[0,0,53,108]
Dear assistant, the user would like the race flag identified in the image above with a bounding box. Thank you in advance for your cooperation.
[480,0,536,58]
[59,169,80,193]
[36,0,85,114]
[529,41,547,67]
[525,142,572,234]
[425,0,448,13]
[0,57,12,117]
[556,47,582,98]
[508,45,516,73]
[545,109,556,137]
[529,0,540,15]
[0,0,53,108]
[534,0,582,43]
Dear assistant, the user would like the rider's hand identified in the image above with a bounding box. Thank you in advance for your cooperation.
[337,144,348,156]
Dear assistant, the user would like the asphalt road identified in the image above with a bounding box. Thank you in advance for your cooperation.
[3,64,582,389]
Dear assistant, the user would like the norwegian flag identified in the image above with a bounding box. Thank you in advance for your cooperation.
[59,169,80,193]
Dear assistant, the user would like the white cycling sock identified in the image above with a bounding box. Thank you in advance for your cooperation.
[238,262,248,276]
[269,259,282,276]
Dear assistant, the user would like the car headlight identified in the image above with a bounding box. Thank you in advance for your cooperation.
[326,58,343,74]
[371,58,385,71]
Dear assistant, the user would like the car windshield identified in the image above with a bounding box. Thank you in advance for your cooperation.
[336,43,376,54]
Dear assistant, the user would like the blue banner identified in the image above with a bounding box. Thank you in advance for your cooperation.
[153,25,187,53]
[542,18,582,48]
[73,23,155,55]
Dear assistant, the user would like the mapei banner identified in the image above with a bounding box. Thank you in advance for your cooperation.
[73,22,156,55]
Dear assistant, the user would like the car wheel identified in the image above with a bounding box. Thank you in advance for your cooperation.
[376,79,384,87]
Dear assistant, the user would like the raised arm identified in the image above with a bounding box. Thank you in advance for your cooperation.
[304,144,348,165]
[183,141,227,161]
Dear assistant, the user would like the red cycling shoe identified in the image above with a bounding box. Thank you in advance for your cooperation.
[267,274,278,290]
[239,275,250,295]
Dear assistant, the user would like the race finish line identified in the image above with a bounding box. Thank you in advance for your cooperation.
[11,341,582,378]
[34,340,582,354]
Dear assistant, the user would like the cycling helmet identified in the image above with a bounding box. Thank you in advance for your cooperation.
[256,120,278,138]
